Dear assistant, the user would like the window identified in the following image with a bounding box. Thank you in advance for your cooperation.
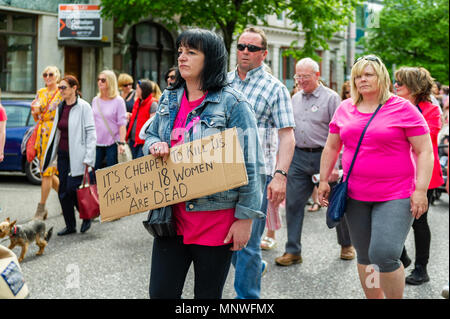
[0,12,36,93]
[123,22,175,90]
[279,48,296,91]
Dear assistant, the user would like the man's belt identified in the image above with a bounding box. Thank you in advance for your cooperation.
[297,146,324,153]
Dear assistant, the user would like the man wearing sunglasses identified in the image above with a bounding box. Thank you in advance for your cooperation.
[228,27,296,299]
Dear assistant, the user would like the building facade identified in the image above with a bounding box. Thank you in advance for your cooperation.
[229,12,346,93]
[1,0,348,102]
[1,0,112,102]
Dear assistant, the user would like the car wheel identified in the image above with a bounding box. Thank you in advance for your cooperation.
[25,156,42,185]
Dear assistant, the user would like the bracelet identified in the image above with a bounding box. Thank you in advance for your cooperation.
[274,169,287,178]
[117,141,126,145]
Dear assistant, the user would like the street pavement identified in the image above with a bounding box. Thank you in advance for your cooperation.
[0,172,448,299]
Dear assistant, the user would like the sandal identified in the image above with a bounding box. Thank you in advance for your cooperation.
[261,236,277,250]
[307,202,321,212]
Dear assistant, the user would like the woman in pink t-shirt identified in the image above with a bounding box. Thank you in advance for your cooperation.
[0,103,6,163]
[395,66,444,286]
[318,55,433,299]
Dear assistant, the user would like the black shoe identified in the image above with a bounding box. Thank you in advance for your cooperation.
[80,219,92,233]
[406,265,430,285]
[57,227,76,236]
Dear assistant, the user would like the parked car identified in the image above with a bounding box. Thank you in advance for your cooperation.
[0,100,41,185]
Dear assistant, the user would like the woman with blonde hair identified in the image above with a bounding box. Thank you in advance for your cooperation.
[118,73,136,114]
[318,55,433,298]
[149,80,162,101]
[31,66,63,220]
[92,70,127,169]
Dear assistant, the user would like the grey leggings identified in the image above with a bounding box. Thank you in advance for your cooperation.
[345,197,414,273]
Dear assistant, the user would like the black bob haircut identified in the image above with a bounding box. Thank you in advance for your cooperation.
[170,29,228,92]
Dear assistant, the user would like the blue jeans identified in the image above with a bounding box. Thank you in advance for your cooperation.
[232,174,270,299]
[95,144,117,170]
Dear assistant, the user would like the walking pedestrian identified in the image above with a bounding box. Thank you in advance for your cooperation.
[118,73,136,115]
[92,70,127,169]
[228,27,296,299]
[275,58,355,266]
[395,66,444,285]
[42,75,97,235]
[31,66,63,220]
[0,99,6,163]
[164,67,177,88]
[341,81,351,100]
[318,55,433,299]
[144,28,264,299]
[126,79,158,159]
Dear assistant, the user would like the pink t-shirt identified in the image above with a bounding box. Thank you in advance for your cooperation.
[0,105,7,121]
[92,96,127,146]
[329,96,429,202]
[171,91,237,246]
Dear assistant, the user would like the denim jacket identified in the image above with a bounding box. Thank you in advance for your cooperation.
[143,85,265,220]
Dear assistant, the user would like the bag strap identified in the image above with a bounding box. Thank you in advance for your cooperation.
[82,165,91,187]
[35,90,59,123]
[345,103,383,182]
[95,98,118,144]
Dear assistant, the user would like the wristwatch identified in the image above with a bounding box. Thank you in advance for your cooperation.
[274,169,287,178]
[117,141,126,145]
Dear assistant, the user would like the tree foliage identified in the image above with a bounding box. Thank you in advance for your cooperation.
[361,0,449,84]
[100,0,358,61]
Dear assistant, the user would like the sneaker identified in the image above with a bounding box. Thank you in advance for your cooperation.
[261,260,268,277]
[275,253,303,266]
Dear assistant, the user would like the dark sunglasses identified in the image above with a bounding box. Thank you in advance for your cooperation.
[98,78,107,83]
[395,81,404,87]
[354,55,381,65]
[58,85,67,90]
[122,83,133,87]
[237,43,265,52]
[43,73,54,78]
[166,75,176,80]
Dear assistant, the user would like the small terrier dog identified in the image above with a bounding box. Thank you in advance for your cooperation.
[0,217,53,262]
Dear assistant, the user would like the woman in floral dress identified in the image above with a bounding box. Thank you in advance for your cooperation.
[31,66,63,220]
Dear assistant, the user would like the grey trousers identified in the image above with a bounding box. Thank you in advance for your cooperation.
[285,147,351,255]
[345,197,414,273]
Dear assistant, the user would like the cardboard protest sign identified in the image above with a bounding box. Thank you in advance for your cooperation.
[96,128,248,222]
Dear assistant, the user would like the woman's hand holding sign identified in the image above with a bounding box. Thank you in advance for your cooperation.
[150,142,170,162]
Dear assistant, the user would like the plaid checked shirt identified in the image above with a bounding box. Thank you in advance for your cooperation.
[228,65,295,176]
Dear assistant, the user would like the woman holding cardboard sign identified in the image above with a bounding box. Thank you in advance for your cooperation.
[144,29,264,299]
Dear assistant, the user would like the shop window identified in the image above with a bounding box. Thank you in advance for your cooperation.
[0,11,36,93]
